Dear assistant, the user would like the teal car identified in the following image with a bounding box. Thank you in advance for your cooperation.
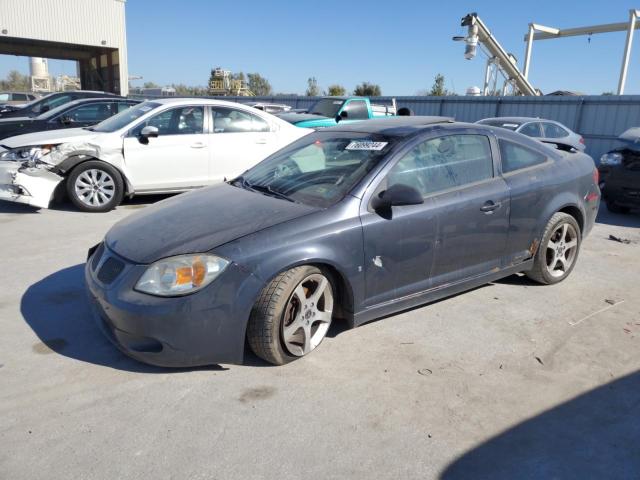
[276,96,398,128]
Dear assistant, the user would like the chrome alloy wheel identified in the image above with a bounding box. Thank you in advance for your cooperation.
[545,222,578,278]
[74,169,115,207]
[281,273,333,356]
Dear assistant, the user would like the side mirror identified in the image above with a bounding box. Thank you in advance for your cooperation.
[60,115,73,125]
[139,125,159,144]
[371,183,424,211]
[335,110,348,123]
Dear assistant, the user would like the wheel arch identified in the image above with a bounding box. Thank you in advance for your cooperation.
[57,155,133,195]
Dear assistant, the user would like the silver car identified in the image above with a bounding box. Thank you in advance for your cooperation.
[476,117,585,151]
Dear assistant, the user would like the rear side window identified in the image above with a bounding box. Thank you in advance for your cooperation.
[342,100,368,120]
[518,122,542,137]
[13,93,27,101]
[542,122,569,138]
[212,107,270,133]
[499,139,547,173]
[388,134,494,196]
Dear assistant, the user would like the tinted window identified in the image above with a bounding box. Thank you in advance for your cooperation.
[499,139,547,173]
[212,107,270,133]
[13,93,27,101]
[35,94,72,113]
[63,103,113,123]
[388,135,493,196]
[518,122,542,137]
[131,106,204,136]
[342,100,368,120]
[542,122,569,138]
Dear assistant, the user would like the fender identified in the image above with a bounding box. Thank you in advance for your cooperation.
[51,154,134,195]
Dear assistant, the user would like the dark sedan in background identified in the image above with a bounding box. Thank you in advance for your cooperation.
[599,127,640,213]
[0,90,119,118]
[86,117,600,367]
[0,98,138,141]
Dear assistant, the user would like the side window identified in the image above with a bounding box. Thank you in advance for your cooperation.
[13,93,27,101]
[130,106,204,136]
[542,122,569,138]
[63,103,112,123]
[212,107,270,133]
[499,139,547,173]
[387,135,494,196]
[342,100,368,120]
[35,94,71,113]
[518,122,542,137]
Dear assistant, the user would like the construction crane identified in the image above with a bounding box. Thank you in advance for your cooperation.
[455,13,540,96]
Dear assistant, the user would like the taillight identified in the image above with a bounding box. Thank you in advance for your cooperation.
[580,137,585,144]
[593,168,599,185]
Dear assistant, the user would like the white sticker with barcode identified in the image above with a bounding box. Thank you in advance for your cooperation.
[345,141,388,151]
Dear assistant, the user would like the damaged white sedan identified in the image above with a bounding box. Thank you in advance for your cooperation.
[0,98,310,212]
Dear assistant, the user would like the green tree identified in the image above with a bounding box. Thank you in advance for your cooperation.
[306,77,320,96]
[0,70,29,91]
[326,84,346,96]
[143,81,160,89]
[429,73,448,96]
[247,72,272,96]
[353,82,381,96]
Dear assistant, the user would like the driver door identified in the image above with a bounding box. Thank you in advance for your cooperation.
[123,105,209,191]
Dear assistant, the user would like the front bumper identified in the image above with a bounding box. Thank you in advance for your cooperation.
[599,165,640,208]
[0,161,62,208]
[84,244,264,367]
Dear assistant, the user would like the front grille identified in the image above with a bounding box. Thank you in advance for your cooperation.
[91,243,105,271]
[97,256,125,284]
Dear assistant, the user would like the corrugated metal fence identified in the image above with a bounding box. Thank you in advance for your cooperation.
[133,94,640,161]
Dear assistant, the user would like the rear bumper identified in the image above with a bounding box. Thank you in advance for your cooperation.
[84,245,263,367]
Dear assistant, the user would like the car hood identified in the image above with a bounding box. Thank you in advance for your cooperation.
[619,127,640,144]
[105,183,320,264]
[276,112,330,124]
[0,127,98,148]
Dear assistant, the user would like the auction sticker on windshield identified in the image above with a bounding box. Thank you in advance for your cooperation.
[345,141,388,151]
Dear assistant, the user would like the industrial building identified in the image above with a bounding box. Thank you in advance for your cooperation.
[0,0,128,95]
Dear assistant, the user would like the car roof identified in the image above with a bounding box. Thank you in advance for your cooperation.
[147,97,286,108]
[321,116,454,137]
[57,97,133,108]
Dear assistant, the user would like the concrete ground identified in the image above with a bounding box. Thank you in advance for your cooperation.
[0,197,639,480]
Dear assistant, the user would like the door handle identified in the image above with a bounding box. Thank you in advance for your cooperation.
[190,142,206,148]
[480,200,501,213]
[255,138,268,144]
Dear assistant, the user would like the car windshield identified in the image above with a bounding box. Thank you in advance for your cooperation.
[478,119,521,131]
[308,98,345,117]
[233,132,396,208]
[91,102,161,133]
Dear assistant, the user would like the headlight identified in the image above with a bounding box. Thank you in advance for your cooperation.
[0,145,55,165]
[599,152,622,166]
[135,254,229,296]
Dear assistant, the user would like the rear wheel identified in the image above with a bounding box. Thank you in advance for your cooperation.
[606,200,630,214]
[247,266,334,365]
[66,160,124,212]
[526,212,581,285]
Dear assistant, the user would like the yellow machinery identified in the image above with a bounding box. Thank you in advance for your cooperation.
[208,68,254,96]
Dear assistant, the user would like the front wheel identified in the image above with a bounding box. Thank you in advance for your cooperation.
[66,160,124,212]
[526,212,581,285]
[247,266,334,365]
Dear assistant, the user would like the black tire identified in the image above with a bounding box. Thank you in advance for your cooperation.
[606,200,630,214]
[526,212,581,285]
[66,160,124,212]
[247,265,334,365]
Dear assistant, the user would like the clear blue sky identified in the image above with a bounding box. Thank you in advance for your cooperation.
[1,0,639,94]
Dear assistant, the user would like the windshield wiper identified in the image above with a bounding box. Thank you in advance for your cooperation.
[233,176,295,202]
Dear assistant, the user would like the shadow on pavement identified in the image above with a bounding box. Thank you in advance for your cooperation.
[440,370,640,480]
[21,264,226,373]
[596,206,640,228]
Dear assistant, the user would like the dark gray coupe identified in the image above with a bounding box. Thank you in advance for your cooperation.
[85,117,600,367]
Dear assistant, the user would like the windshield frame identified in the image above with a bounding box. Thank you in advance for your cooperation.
[90,101,161,133]
[232,131,398,208]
